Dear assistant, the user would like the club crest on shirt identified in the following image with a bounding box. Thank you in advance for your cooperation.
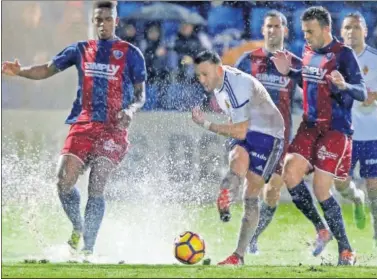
[326,53,334,60]
[113,50,123,60]
[363,65,369,76]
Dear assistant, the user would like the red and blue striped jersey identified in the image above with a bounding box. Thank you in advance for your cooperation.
[289,38,366,135]
[235,48,302,142]
[52,37,147,125]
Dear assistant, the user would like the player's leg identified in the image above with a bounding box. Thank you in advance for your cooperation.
[366,178,377,247]
[335,178,366,229]
[314,131,355,265]
[360,139,377,246]
[282,124,330,255]
[82,126,129,254]
[218,133,284,265]
[248,173,284,255]
[58,124,91,250]
[217,144,249,222]
[82,157,115,254]
[57,155,84,250]
[335,140,366,229]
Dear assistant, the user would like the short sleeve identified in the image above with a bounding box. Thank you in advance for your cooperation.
[52,43,78,72]
[129,47,147,84]
[235,52,252,74]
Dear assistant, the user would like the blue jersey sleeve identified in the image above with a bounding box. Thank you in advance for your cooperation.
[52,43,78,71]
[129,47,147,84]
[336,47,367,102]
[234,52,251,74]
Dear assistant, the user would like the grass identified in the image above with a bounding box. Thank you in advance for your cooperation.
[2,203,377,278]
[2,263,377,278]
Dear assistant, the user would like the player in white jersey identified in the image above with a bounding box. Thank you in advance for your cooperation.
[191,50,285,265]
[335,12,377,247]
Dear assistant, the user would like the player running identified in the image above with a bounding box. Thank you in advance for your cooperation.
[2,1,147,256]
[271,6,367,265]
[335,12,377,247]
[192,50,285,265]
[235,10,331,256]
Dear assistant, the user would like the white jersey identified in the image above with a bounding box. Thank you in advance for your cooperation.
[352,45,377,141]
[214,66,285,139]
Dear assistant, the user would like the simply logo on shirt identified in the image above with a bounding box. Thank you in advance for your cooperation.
[302,66,327,84]
[84,62,120,80]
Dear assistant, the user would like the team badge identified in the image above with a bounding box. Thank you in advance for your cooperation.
[326,53,334,60]
[113,50,124,60]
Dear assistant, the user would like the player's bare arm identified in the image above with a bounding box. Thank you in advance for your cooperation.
[117,82,146,128]
[192,107,248,140]
[2,59,59,80]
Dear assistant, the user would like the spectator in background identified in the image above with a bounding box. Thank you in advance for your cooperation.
[173,22,209,81]
[139,21,169,85]
[118,19,141,47]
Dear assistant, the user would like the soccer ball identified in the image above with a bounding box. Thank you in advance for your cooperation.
[174,231,205,265]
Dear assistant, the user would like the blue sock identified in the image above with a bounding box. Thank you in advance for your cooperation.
[59,187,83,232]
[288,181,326,231]
[83,196,105,252]
[251,201,277,242]
[319,196,352,253]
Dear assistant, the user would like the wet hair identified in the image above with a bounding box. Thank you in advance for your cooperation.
[264,10,287,26]
[194,50,221,65]
[301,6,332,28]
[343,12,367,29]
[93,1,115,10]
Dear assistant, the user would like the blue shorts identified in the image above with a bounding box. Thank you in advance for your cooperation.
[228,131,284,183]
[350,140,377,179]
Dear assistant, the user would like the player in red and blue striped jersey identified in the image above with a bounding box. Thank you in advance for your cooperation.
[272,6,367,265]
[235,10,331,257]
[2,1,146,256]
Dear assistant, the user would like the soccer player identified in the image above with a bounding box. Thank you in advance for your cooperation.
[335,12,377,246]
[235,10,331,256]
[271,6,367,265]
[2,1,146,256]
[192,50,285,265]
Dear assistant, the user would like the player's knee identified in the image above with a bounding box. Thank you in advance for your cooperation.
[366,178,377,190]
[265,187,281,207]
[334,177,351,191]
[282,166,298,188]
[56,172,77,193]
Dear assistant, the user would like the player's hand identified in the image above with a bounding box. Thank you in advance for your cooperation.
[362,89,377,106]
[270,50,292,75]
[326,70,347,90]
[192,106,205,126]
[2,59,21,76]
[117,109,133,129]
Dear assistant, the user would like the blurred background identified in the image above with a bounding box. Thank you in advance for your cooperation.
[2,1,377,111]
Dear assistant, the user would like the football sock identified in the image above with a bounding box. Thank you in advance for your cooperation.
[83,196,105,252]
[319,196,352,253]
[367,187,377,239]
[338,181,363,204]
[235,197,259,257]
[220,170,243,200]
[288,180,326,231]
[58,187,83,232]
[251,201,277,243]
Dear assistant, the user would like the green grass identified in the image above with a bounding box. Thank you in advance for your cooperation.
[2,203,377,278]
[1,263,377,278]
